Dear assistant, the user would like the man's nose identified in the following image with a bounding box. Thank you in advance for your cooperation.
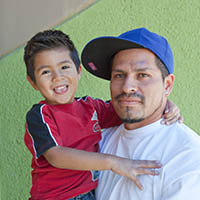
[122,76,137,93]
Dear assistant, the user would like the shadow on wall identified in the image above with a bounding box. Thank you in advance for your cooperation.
[0,0,97,57]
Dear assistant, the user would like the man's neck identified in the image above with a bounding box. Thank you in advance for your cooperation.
[124,114,162,130]
[124,100,167,130]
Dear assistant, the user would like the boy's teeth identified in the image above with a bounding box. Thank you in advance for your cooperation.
[54,86,66,92]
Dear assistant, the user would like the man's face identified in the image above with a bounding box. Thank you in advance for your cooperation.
[27,48,81,105]
[110,48,174,129]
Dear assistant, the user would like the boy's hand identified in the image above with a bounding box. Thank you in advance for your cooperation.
[161,100,183,125]
[110,156,162,190]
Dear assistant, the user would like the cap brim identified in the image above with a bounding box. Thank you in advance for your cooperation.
[81,37,142,80]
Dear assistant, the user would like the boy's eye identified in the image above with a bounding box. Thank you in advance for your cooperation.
[61,65,70,70]
[41,70,50,75]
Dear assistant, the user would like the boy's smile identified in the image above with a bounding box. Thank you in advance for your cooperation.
[28,48,81,105]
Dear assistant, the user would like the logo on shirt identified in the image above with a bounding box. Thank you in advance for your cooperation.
[91,170,100,181]
[91,111,101,133]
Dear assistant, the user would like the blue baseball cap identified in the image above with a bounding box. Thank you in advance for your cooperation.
[81,27,174,80]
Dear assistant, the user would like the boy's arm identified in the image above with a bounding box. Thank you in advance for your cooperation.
[162,99,183,125]
[43,145,162,190]
[91,98,121,128]
[92,98,182,128]
[25,103,160,190]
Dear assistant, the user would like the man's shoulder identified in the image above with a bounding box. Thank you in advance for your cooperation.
[160,123,200,171]
[167,122,200,146]
[160,123,200,187]
[157,123,200,158]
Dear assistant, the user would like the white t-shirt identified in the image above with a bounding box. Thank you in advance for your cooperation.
[96,120,200,200]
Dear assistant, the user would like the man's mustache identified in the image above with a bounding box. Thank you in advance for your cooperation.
[114,92,145,102]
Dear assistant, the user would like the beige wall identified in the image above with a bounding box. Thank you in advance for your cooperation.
[0,0,97,57]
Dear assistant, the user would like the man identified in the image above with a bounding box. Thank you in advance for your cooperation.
[81,28,200,199]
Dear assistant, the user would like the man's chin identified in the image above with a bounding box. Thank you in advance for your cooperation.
[120,118,144,124]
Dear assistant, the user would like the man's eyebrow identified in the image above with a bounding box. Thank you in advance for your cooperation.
[112,69,124,73]
[135,67,151,71]
[112,67,154,73]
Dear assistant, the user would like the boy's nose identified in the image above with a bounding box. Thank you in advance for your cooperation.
[52,70,64,81]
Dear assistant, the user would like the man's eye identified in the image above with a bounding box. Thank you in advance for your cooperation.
[138,73,149,78]
[114,74,124,78]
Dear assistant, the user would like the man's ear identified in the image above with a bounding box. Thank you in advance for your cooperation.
[164,74,175,96]
[77,65,82,80]
[27,76,39,90]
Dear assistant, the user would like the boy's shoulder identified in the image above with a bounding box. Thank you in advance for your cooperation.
[75,96,94,102]
[26,101,48,120]
[27,101,46,112]
[26,97,92,118]
[26,96,111,117]
[75,96,110,104]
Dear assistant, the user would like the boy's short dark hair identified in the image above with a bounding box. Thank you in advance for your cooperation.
[24,30,81,82]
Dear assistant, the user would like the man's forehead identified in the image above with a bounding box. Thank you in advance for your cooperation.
[111,64,158,73]
[114,48,155,57]
[112,49,158,71]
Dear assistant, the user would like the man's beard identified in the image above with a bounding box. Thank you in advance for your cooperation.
[115,92,145,124]
[119,95,164,124]
[120,106,144,124]
[121,117,144,124]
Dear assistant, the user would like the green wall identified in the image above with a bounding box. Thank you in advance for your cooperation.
[1,0,200,199]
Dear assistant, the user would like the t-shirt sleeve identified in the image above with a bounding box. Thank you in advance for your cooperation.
[161,142,200,200]
[91,98,122,129]
[161,173,200,200]
[25,104,62,159]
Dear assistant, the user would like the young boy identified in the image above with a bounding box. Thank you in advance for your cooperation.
[24,30,180,200]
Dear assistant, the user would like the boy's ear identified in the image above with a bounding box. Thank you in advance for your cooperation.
[27,76,39,90]
[78,65,82,80]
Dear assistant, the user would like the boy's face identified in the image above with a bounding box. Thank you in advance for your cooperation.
[27,48,81,105]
